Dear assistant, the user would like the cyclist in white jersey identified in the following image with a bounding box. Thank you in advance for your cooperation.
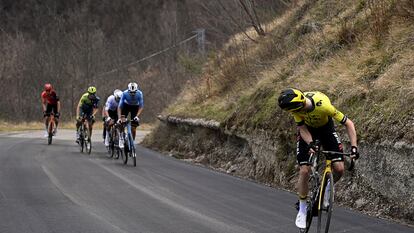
[102,89,123,146]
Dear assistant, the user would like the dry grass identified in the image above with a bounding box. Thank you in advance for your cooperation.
[166,0,414,142]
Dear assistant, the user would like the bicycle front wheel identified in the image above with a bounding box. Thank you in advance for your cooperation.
[79,133,84,153]
[131,145,136,167]
[317,172,334,233]
[122,145,128,164]
[85,127,92,154]
[48,132,53,145]
[87,137,92,154]
[47,121,54,145]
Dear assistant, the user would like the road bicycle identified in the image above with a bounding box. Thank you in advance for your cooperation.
[117,120,137,166]
[46,113,56,145]
[78,115,93,154]
[104,119,116,158]
[300,141,354,233]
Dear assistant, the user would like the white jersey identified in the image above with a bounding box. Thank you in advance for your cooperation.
[105,95,119,111]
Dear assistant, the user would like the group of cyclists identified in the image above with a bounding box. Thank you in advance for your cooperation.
[40,82,144,148]
[41,82,360,230]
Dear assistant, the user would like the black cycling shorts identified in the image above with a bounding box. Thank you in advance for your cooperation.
[107,109,118,121]
[296,118,343,166]
[120,103,139,119]
[45,104,58,116]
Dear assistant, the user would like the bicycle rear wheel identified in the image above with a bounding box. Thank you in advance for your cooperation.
[317,172,334,233]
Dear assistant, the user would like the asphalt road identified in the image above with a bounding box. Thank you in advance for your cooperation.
[0,130,412,233]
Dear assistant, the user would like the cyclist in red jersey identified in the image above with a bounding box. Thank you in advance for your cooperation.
[41,84,61,137]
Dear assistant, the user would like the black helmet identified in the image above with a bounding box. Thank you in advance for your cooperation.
[278,88,306,112]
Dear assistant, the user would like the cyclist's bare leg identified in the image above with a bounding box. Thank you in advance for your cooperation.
[44,116,50,131]
[54,117,59,128]
[298,165,311,199]
[332,161,344,182]
[88,120,94,138]
[132,126,137,141]
[296,165,311,228]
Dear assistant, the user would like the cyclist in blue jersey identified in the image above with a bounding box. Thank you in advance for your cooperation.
[102,89,123,147]
[117,82,144,146]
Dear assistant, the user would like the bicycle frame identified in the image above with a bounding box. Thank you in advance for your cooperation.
[125,121,134,151]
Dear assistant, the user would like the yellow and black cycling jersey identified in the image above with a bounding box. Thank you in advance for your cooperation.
[292,91,347,128]
[78,93,100,110]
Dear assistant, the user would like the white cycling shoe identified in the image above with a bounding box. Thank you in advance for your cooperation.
[295,211,307,229]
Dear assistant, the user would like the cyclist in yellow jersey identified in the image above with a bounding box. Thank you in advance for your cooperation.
[75,86,100,143]
[278,88,359,229]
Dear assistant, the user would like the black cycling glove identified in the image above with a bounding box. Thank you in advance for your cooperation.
[350,146,359,160]
[308,141,319,153]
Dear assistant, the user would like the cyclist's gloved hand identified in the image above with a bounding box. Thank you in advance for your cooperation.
[117,119,122,124]
[350,146,359,160]
[105,117,112,122]
[43,111,47,117]
[77,116,82,122]
[102,116,106,122]
[55,112,60,118]
[133,116,140,123]
[308,141,319,153]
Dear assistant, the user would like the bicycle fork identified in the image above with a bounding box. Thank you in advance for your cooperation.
[318,160,333,210]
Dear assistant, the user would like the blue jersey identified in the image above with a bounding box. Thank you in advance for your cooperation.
[119,90,144,109]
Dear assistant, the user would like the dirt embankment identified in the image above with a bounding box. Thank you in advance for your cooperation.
[144,116,414,225]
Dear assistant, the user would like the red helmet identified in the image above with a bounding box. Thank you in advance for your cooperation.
[44,83,52,91]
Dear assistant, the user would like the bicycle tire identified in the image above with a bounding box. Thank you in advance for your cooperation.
[301,174,319,233]
[317,172,334,233]
[47,119,54,145]
[132,145,136,167]
[87,137,92,154]
[108,140,114,158]
[122,145,128,164]
[85,125,92,155]
[48,132,53,145]
[80,133,84,153]
[115,147,121,159]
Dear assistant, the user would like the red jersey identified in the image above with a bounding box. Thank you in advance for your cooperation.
[41,90,59,105]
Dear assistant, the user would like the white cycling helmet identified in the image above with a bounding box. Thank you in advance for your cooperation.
[127,82,138,93]
[113,89,123,100]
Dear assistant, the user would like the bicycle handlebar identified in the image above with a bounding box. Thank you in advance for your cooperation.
[321,151,351,156]
[311,150,356,171]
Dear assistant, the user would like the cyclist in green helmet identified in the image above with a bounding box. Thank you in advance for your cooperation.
[75,86,100,143]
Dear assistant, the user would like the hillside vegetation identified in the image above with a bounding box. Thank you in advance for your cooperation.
[167,0,414,144]
[146,0,414,223]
